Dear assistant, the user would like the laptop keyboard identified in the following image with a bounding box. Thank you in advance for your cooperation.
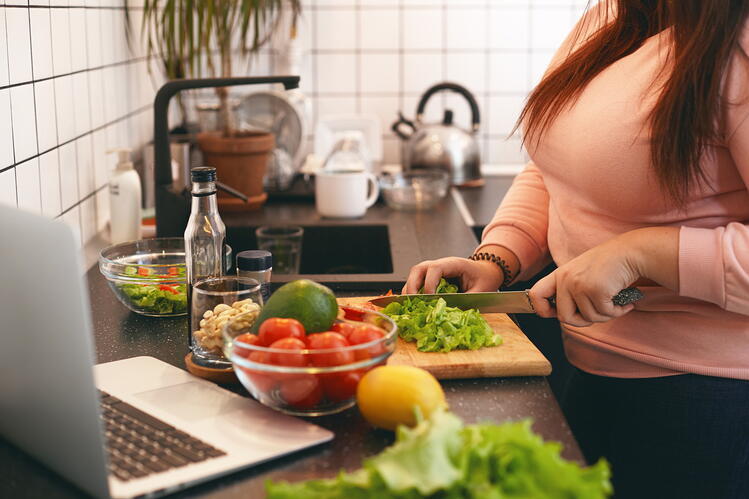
[99,390,226,482]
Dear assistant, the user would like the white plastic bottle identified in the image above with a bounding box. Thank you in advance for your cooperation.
[108,148,142,244]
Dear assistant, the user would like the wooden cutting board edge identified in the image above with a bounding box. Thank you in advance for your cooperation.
[338,297,552,380]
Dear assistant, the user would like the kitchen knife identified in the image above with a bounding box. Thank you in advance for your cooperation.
[369,287,644,314]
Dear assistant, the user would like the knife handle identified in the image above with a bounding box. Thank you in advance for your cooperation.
[546,287,644,308]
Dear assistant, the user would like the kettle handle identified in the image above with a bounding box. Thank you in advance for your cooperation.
[416,82,481,133]
[391,111,417,140]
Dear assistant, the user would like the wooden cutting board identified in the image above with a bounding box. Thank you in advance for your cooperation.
[338,296,551,379]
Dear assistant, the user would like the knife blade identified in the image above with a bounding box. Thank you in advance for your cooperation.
[369,288,643,314]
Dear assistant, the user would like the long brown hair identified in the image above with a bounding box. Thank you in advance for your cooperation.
[518,0,749,203]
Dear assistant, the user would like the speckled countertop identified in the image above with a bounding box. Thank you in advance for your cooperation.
[0,179,582,499]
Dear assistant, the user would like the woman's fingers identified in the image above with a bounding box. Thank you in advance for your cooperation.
[403,257,501,294]
[403,262,429,294]
[422,266,445,294]
[572,294,612,324]
[528,273,556,317]
[531,272,625,326]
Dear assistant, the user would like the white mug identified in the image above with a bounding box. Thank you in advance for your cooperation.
[315,170,380,218]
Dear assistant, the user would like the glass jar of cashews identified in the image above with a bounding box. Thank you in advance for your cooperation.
[190,276,263,368]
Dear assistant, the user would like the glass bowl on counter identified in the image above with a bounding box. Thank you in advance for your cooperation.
[98,238,232,317]
[379,170,450,211]
[223,308,398,416]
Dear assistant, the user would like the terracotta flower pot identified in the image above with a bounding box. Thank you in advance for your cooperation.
[196,131,275,211]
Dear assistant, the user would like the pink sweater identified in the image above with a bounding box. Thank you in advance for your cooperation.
[479,8,749,379]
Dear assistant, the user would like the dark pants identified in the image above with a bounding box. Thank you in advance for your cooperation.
[561,369,749,499]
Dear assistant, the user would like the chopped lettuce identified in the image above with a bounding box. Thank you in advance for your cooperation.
[118,282,187,315]
[116,265,187,315]
[266,409,613,499]
[382,279,500,352]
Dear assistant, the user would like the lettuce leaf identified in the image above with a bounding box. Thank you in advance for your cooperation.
[382,279,501,352]
[265,409,612,499]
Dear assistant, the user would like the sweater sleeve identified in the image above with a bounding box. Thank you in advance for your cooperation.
[678,33,749,316]
[476,162,551,282]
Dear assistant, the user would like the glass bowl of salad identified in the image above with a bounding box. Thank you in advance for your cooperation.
[223,307,397,416]
[99,238,232,317]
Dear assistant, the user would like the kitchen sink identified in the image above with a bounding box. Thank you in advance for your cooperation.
[225,224,393,275]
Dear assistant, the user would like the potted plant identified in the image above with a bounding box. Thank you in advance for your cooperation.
[135,0,301,210]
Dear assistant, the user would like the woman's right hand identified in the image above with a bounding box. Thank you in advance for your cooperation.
[402,257,507,294]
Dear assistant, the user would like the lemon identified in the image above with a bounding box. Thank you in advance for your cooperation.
[356,366,447,430]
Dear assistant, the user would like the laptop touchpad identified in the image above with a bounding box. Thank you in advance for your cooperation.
[134,382,249,422]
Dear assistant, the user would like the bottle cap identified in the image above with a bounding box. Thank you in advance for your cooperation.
[236,250,273,272]
[191,167,216,182]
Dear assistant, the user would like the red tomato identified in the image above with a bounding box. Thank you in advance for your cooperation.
[137,267,150,277]
[167,267,179,276]
[322,371,362,402]
[348,326,386,361]
[232,333,260,358]
[158,284,179,294]
[242,351,277,393]
[280,375,323,409]
[248,350,269,364]
[339,306,366,321]
[268,337,308,367]
[240,367,276,394]
[307,332,354,367]
[330,322,358,339]
[258,318,306,346]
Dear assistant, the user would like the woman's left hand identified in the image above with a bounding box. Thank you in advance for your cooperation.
[528,233,643,327]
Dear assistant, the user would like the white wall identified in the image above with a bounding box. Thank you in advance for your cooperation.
[292,0,588,165]
[0,0,155,247]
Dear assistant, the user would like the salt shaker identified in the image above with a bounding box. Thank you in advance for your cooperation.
[236,250,272,304]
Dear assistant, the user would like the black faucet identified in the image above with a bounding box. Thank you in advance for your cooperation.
[153,76,300,237]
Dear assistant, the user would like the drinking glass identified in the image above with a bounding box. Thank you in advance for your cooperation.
[191,276,262,368]
[255,226,303,274]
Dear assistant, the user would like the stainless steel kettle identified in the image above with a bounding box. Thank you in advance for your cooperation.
[392,82,483,186]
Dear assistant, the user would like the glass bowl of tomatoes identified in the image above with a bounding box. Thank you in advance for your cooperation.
[222,308,398,416]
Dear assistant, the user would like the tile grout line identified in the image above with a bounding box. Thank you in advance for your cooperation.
[27,3,43,213]
[0,54,152,92]
[5,5,18,207]
[64,4,83,245]
[85,6,99,236]
[48,2,64,218]
[484,0,491,163]
[0,103,152,175]
[354,0,361,115]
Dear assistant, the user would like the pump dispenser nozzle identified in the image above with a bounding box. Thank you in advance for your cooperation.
[107,148,134,170]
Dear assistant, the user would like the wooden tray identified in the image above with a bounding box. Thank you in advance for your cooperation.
[338,297,551,379]
[184,353,238,384]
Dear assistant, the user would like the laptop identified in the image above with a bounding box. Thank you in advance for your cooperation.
[0,205,333,498]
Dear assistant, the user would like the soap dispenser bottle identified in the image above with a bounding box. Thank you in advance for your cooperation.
[108,148,142,244]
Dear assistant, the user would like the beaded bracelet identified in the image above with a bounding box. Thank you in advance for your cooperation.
[469,252,517,288]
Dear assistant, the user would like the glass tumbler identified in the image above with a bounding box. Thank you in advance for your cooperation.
[191,276,262,368]
[255,226,303,274]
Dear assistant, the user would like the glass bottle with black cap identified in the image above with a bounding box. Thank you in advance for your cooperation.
[184,167,226,352]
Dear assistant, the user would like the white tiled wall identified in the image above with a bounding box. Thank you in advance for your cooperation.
[295,0,589,166]
[0,1,155,247]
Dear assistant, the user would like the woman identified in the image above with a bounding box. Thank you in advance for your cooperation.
[404,1,749,497]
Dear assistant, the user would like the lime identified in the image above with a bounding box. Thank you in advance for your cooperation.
[253,279,338,334]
